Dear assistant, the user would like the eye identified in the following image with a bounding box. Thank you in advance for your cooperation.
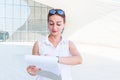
[57,23,61,26]
[49,22,54,25]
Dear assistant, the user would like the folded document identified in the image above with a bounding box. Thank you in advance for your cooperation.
[25,55,60,76]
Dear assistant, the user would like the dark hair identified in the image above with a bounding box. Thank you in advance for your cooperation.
[47,8,66,23]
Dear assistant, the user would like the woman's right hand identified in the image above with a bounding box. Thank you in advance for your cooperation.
[27,65,41,76]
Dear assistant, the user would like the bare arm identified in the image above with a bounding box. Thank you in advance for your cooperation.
[32,41,39,55]
[58,41,82,65]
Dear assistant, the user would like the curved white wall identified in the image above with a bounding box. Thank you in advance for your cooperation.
[33,0,120,80]
[34,0,120,48]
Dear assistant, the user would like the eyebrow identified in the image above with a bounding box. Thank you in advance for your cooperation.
[57,21,62,23]
[49,20,62,23]
[49,20,53,22]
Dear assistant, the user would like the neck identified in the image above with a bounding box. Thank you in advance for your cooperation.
[48,34,62,48]
[48,34,61,42]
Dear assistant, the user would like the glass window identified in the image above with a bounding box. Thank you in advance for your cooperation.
[13,19,21,30]
[34,7,41,19]
[29,6,35,19]
[6,5,13,18]
[0,5,5,17]
[0,0,52,42]
[13,6,21,19]
[0,18,5,29]
[27,0,35,7]
[41,7,48,19]
[14,0,21,5]
[21,6,30,19]
[5,18,13,31]
[0,0,5,4]
[6,0,13,5]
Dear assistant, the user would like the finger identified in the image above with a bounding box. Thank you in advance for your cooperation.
[28,68,37,76]
[29,71,36,76]
[34,67,41,71]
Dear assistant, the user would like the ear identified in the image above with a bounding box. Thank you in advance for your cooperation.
[61,23,65,34]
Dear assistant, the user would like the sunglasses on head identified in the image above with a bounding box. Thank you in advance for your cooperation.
[49,9,65,15]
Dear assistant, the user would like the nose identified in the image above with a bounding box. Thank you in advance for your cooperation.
[53,24,57,29]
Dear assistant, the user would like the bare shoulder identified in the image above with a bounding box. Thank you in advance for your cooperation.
[34,41,39,47]
[69,40,80,56]
[69,40,76,49]
[32,41,39,55]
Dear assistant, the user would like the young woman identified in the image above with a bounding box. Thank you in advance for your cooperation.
[27,8,82,80]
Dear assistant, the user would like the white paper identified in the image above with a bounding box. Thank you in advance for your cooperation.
[25,55,60,76]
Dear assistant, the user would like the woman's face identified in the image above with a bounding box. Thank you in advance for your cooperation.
[48,14,65,36]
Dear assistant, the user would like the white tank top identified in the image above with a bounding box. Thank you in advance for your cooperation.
[36,35,72,80]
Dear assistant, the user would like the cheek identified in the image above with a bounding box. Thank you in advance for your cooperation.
[60,24,65,29]
[60,26,63,30]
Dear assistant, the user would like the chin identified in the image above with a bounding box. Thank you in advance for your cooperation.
[51,32,59,36]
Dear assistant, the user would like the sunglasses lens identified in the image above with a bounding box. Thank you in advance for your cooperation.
[49,9,64,15]
[57,10,64,15]
[49,9,56,14]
